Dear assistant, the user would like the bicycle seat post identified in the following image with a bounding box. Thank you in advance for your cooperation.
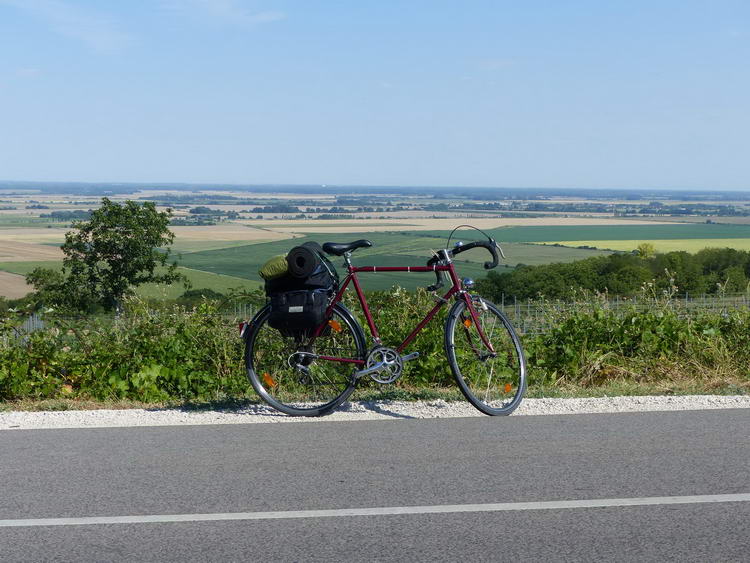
[343,251,353,270]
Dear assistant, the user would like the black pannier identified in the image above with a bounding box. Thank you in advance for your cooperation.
[263,242,339,337]
[267,289,330,337]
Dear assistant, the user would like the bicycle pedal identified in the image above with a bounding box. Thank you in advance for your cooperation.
[401,352,419,362]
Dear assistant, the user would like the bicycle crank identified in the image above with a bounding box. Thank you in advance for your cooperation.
[354,346,419,384]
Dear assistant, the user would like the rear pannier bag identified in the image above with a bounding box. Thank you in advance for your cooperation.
[262,241,339,337]
[267,289,330,336]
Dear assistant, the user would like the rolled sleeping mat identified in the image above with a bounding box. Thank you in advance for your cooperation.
[258,254,289,281]
[286,242,323,278]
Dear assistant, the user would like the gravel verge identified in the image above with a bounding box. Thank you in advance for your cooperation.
[1,395,749,430]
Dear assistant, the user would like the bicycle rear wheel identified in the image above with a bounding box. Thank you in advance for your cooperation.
[244,303,366,416]
[444,297,526,415]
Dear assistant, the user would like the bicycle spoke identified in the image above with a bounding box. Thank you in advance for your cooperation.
[246,304,364,414]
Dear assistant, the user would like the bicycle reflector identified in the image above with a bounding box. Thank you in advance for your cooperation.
[328,319,342,332]
[463,318,473,328]
[262,372,277,388]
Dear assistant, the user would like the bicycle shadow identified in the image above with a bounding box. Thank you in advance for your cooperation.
[340,401,417,419]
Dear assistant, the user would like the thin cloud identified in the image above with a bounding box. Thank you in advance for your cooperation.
[0,0,132,52]
[163,0,286,28]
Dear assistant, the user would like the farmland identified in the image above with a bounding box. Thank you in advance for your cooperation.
[524,223,750,254]
[178,232,611,291]
[0,241,63,262]
[0,262,259,299]
[0,271,30,299]
[486,223,750,242]
[3,184,750,298]
[542,239,750,253]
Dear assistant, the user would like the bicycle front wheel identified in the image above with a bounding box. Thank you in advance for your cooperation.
[245,302,366,416]
[444,297,526,415]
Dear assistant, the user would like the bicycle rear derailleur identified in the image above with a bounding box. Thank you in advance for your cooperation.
[354,346,419,384]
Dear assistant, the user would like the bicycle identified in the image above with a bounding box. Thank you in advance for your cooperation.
[242,226,526,417]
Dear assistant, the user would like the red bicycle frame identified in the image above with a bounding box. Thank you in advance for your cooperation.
[312,256,496,366]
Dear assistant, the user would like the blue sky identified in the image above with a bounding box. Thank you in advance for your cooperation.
[0,1,748,189]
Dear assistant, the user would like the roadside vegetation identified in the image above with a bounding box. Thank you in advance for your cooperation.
[2,287,748,409]
[2,193,750,410]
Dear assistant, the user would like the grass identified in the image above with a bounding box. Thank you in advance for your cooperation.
[539,239,750,253]
[137,267,261,298]
[0,261,260,299]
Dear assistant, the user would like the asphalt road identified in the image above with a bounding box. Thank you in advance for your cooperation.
[1,409,749,562]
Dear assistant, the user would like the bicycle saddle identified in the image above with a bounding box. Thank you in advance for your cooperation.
[322,239,373,256]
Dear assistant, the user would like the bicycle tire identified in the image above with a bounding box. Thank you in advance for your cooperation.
[444,297,526,416]
[245,302,366,416]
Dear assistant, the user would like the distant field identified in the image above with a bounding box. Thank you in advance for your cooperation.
[136,267,260,299]
[256,222,412,228]
[542,239,750,253]
[0,261,62,276]
[7,215,749,296]
[179,233,611,291]
[0,261,259,299]
[0,271,30,299]
[0,215,58,228]
[170,224,293,243]
[0,241,63,261]
[476,223,750,243]
[0,228,67,245]
[170,240,274,253]
[259,216,670,234]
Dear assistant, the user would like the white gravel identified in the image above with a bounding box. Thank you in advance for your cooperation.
[1,395,749,430]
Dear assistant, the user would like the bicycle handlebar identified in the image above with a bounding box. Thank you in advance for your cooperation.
[425,240,503,291]
[426,240,501,269]
[452,240,501,269]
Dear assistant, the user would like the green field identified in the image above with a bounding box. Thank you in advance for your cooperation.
[0,215,61,228]
[0,261,62,275]
[541,238,750,253]
[179,232,611,291]
[0,262,259,299]
[170,240,273,253]
[16,223,745,296]
[476,223,750,242]
[136,268,260,298]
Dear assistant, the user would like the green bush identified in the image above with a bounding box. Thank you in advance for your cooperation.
[1,300,248,402]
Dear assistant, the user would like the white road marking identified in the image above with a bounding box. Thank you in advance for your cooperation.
[1,494,748,528]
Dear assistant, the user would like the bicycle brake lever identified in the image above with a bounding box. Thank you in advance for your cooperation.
[426,269,444,292]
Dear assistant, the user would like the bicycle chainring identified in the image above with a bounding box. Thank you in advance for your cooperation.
[366,346,404,384]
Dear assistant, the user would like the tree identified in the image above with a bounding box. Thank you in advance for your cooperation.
[636,243,656,259]
[27,198,185,311]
